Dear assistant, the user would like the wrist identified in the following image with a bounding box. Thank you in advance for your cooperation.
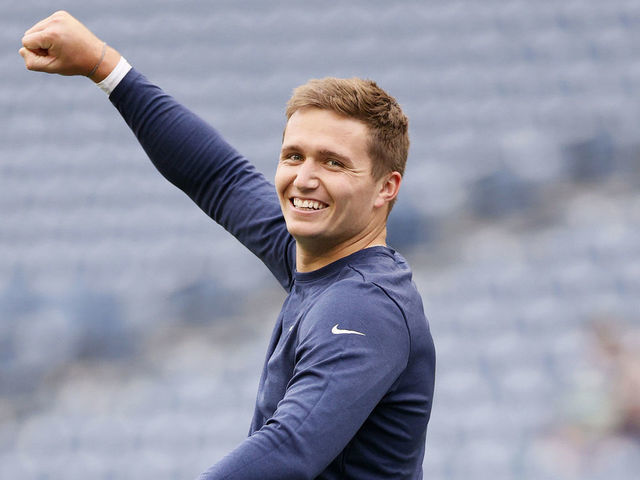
[87,42,106,78]
[96,56,132,96]
[90,45,121,83]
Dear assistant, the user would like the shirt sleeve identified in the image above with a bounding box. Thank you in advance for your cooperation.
[96,56,132,95]
[198,282,410,479]
[108,68,295,289]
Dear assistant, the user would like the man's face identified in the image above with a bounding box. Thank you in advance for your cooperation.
[275,107,388,254]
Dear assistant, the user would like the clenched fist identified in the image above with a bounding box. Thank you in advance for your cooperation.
[19,10,120,82]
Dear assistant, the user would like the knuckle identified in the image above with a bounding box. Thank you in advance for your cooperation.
[51,11,69,24]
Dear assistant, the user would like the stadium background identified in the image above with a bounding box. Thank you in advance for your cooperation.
[2,1,639,478]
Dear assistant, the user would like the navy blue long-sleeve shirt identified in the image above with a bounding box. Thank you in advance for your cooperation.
[109,68,435,479]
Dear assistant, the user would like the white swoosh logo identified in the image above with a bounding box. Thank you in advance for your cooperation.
[331,324,366,336]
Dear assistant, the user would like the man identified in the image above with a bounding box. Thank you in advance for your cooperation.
[20,11,435,479]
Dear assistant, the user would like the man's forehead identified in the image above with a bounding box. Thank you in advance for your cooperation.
[282,108,370,148]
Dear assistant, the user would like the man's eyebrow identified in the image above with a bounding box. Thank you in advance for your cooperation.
[280,145,352,163]
[280,143,301,153]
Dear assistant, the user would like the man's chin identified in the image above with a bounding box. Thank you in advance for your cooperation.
[287,228,336,251]
[287,229,325,244]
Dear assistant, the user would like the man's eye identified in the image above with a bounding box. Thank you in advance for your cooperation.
[286,153,303,161]
[327,159,342,167]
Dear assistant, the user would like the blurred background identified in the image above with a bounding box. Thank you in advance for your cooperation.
[2,0,640,478]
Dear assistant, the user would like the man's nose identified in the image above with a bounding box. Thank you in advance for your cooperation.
[293,159,320,190]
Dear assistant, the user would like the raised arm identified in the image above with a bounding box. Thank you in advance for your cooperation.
[109,69,295,288]
[19,11,295,289]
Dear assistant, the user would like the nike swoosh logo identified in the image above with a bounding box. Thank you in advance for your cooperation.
[331,324,366,336]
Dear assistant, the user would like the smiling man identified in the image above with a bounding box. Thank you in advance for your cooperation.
[277,104,402,271]
[20,11,435,480]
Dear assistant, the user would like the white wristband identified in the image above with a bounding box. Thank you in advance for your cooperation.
[96,56,132,96]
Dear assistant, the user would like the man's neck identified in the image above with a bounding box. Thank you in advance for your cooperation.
[295,227,387,273]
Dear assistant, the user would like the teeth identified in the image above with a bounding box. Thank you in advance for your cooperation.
[293,198,325,210]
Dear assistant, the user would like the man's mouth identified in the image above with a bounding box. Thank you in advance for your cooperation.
[291,197,328,211]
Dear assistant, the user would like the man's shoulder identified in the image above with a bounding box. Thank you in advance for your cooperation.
[339,247,420,309]
[305,255,411,335]
[300,277,411,356]
[317,248,406,303]
[328,246,409,282]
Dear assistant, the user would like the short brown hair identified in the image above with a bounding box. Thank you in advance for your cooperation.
[285,77,409,181]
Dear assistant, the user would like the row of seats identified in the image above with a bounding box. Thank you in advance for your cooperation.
[3,1,639,479]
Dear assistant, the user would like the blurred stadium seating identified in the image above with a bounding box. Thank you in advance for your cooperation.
[2,0,639,478]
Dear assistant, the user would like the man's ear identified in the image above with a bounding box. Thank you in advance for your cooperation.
[374,171,402,209]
